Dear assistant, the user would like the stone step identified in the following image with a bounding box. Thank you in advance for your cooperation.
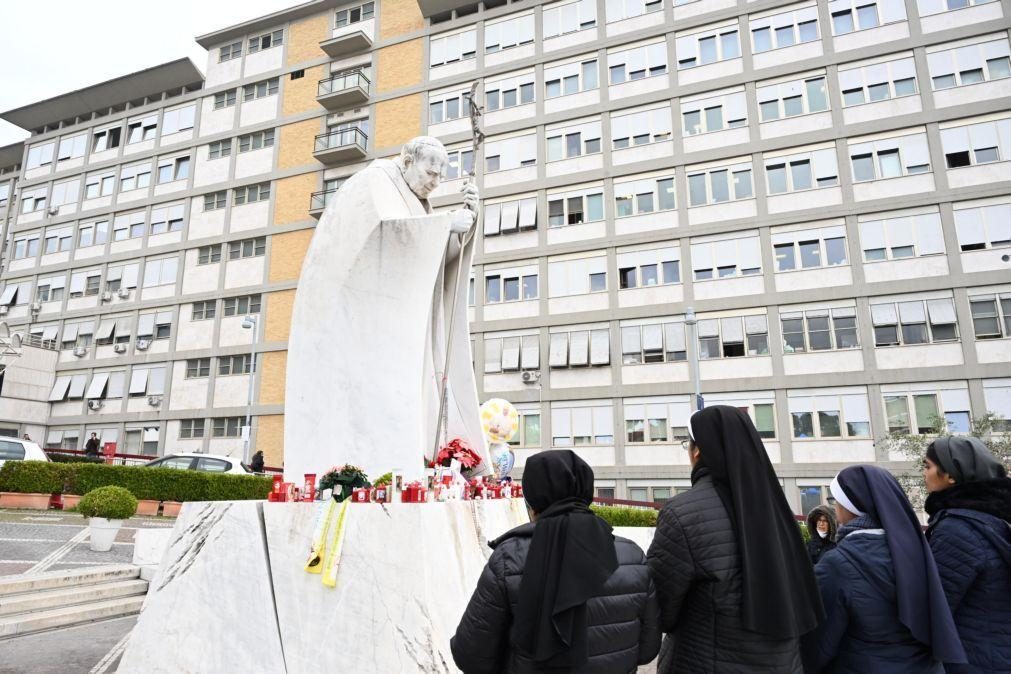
[0,565,139,597]
[0,595,146,639]
[0,579,148,617]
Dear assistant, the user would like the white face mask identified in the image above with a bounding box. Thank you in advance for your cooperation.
[817,530,829,539]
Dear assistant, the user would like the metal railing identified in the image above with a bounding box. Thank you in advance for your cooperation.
[309,188,340,211]
[314,127,368,154]
[22,333,58,350]
[317,70,371,98]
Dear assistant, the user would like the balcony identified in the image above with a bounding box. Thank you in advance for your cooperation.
[313,127,368,165]
[317,70,371,111]
[320,31,372,59]
[308,188,340,218]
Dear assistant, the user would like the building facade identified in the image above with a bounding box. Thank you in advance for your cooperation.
[1,0,1010,511]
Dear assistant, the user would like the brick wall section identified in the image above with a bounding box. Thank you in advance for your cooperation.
[259,351,288,405]
[265,289,297,342]
[379,0,425,39]
[376,39,424,93]
[282,64,327,116]
[375,94,422,150]
[269,229,315,282]
[286,13,330,66]
[278,118,322,170]
[274,173,318,225]
[256,414,285,467]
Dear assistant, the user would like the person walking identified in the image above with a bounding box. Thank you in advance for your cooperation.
[807,505,838,565]
[647,405,823,673]
[451,450,660,673]
[802,465,966,673]
[249,450,265,473]
[924,436,1011,673]
[84,432,100,458]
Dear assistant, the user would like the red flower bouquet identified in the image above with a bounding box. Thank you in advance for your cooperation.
[433,438,483,470]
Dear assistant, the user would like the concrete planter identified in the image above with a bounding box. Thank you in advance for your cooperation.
[0,492,52,510]
[136,499,161,517]
[161,501,182,517]
[61,494,82,510]
[89,517,124,552]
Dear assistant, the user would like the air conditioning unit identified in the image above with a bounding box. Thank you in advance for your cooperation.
[113,343,127,354]
[136,339,150,351]
[521,370,541,384]
[147,395,162,407]
[87,399,103,411]
[117,288,130,299]
[0,306,8,316]
[73,345,87,357]
[48,207,60,217]
[101,291,112,302]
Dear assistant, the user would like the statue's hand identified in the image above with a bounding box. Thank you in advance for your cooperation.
[450,208,474,234]
[461,181,479,213]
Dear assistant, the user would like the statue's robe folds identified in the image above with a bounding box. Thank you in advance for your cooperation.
[284,159,488,482]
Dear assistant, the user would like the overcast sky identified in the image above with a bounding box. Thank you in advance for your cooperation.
[0,0,305,148]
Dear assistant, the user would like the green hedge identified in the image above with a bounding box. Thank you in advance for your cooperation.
[0,461,271,502]
[45,452,105,464]
[79,486,137,520]
[592,505,659,528]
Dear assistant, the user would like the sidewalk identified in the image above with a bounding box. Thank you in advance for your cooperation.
[0,615,136,674]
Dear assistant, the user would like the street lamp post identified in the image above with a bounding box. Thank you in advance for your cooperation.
[241,314,258,463]
[685,306,703,411]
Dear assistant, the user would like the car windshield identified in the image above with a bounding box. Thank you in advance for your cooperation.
[0,441,26,460]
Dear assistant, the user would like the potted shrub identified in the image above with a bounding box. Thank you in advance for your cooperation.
[0,462,66,510]
[78,486,137,552]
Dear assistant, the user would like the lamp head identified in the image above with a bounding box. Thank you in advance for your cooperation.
[242,316,256,329]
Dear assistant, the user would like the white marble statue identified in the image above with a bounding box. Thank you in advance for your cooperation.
[283,137,489,482]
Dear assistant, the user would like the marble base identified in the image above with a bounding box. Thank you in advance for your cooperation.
[118,499,529,673]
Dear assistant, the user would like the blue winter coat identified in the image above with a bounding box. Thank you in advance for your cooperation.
[928,508,1011,673]
[801,517,944,674]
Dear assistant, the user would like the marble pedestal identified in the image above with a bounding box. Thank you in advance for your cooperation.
[118,499,528,673]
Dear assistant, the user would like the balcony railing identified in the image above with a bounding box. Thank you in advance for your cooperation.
[318,70,371,98]
[309,188,340,213]
[313,128,369,163]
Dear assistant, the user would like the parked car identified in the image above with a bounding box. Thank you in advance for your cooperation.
[0,439,50,469]
[144,453,250,475]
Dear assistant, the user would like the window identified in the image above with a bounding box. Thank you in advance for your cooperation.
[871,297,959,346]
[983,380,1011,431]
[50,180,81,208]
[849,132,931,180]
[677,26,740,69]
[782,306,859,352]
[692,234,762,280]
[681,90,747,136]
[839,56,918,106]
[930,38,1011,92]
[764,146,839,194]
[917,0,1000,16]
[969,293,1011,339]
[430,29,477,68]
[507,411,541,447]
[111,211,145,242]
[941,118,1011,169]
[42,227,73,255]
[551,404,613,446]
[208,140,232,159]
[859,210,945,261]
[485,134,537,172]
[36,275,66,303]
[186,358,211,378]
[157,156,190,184]
[238,129,275,152]
[77,221,108,249]
[546,187,603,227]
[0,182,7,208]
[548,327,611,367]
[611,107,671,149]
[954,200,1011,251]
[61,323,93,350]
[758,76,829,121]
[120,161,152,191]
[219,41,242,61]
[248,29,283,53]
[617,246,680,289]
[443,148,474,180]
[621,319,687,363]
[142,257,179,288]
[544,58,598,98]
[750,6,820,53]
[212,417,244,438]
[218,354,256,376]
[26,141,55,170]
[242,78,279,102]
[198,245,223,265]
[214,90,238,109]
[605,0,662,22]
[126,115,158,144]
[789,390,872,438]
[84,171,115,199]
[547,120,602,160]
[234,183,271,205]
[687,161,753,206]
[180,419,206,439]
[137,311,173,341]
[148,203,184,235]
[429,90,471,124]
[228,237,267,260]
[544,0,597,39]
[57,134,88,162]
[829,0,905,34]
[623,398,691,446]
[19,186,47,214]
[697,314,769,359]
[95,317,132,346]
[91,126,122,153]
[486,72,535,111]
[204,191,227,211]
[161,105,196,135]
[484,333,540,372]
[192,300,217,321]
[223,294,262,316]
[484,197,538,236]
[547,255,608,297]
[13,234,40,260]
[614,175,675,216]
[485,13,535,53]
[336,2,374,27]
[882,386,971,434]
[608,42,667,85]
[67,270,102,298]
[485,272,538,303]
[773,225,849,271]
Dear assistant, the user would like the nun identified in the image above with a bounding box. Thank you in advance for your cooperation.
[646,405,823,673]
[802,464,966,673]
[450,450,661,673]
[924,436,1011,673]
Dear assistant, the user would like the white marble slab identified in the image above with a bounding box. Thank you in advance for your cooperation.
[131,528,173,571]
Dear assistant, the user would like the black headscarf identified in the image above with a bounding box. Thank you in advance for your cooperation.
[832,465,966,664]
[512,450,618,669]
[687,405,823,638]
[926,436,1007,483]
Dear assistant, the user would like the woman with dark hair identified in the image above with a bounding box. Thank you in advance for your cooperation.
[647,405,823,673]
[450,449,660,673]
[806,505,838,565]
[924,436,1011,673]
[802,464,966,673]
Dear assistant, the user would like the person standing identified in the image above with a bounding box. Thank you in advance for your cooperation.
[807,505,838,565]
[924,436,1011,673]
[84,432,100,458]
[647,406,823,673]
[451,450,660,673]
[802,465,966,673]
[249,450,265,473]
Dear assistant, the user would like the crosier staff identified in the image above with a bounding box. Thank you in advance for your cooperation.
[432,81,484,466]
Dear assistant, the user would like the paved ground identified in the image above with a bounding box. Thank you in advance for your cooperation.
[0,615,137,674]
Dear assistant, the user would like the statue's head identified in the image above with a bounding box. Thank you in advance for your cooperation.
[398,136,449,200]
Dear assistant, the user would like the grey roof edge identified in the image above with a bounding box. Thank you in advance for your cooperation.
[0,58,205,132]
[195,0,344,48]
[0,142,25,169]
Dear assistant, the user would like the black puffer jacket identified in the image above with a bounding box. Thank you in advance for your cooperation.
[807,505,838,566]
[450,522,660,673]
[646,474,804,673]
